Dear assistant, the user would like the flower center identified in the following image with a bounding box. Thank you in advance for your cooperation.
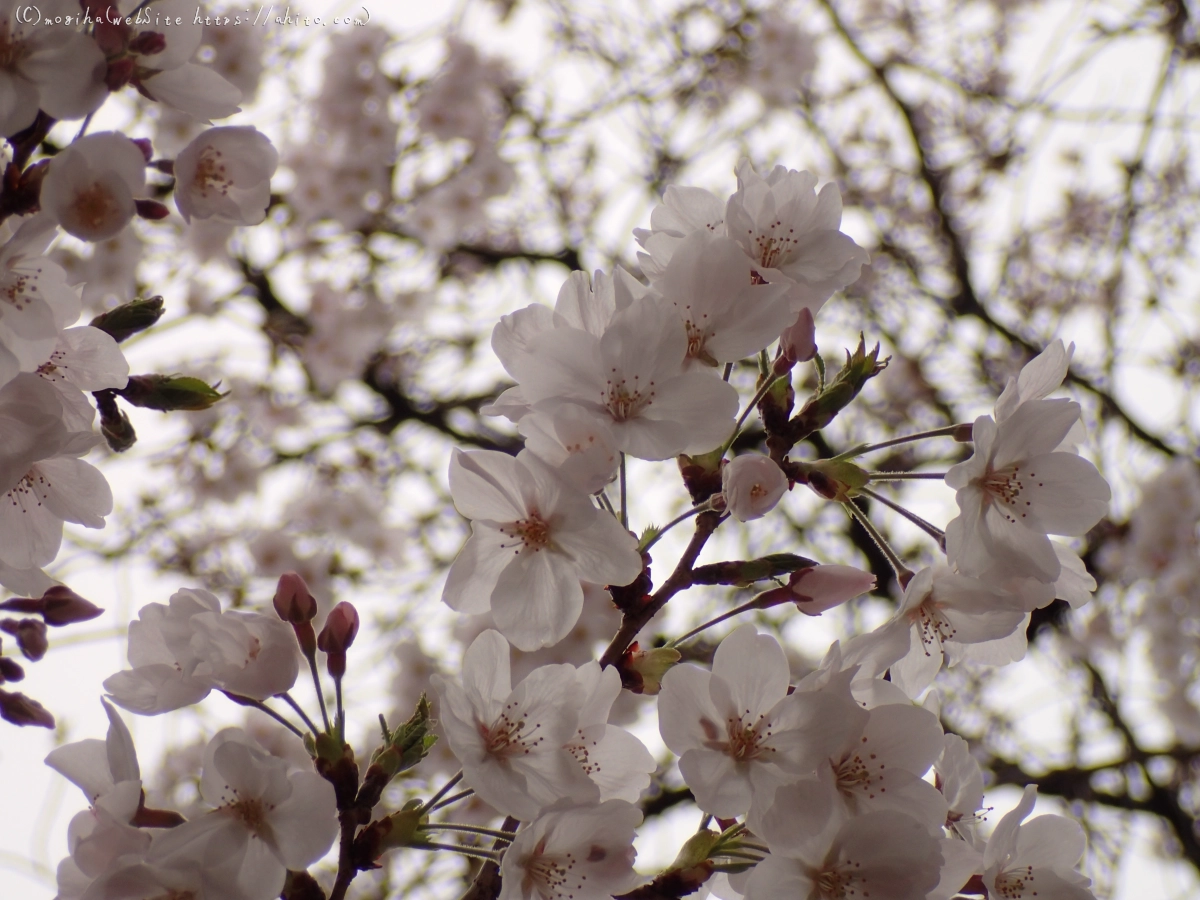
[749,221,799,269]
[713,711,773,761]
[602,372,655,422]
[0,270,34,310]
[73,184,121,231]
[499,512,552,552]
[815,863,859,900]
[226,796,271,836]
[993,866,1038,899]
[523,844,582,899]
[193,147,232,198]
[482,704,545,758]
[906,600,956,652]
[979,463,1042,524]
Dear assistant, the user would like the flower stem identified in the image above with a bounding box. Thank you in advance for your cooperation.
[619,452,628,529]
[280,691,320,736]
[836,424,965,459]
[867,471,947,480]
[841,500,913,585]
[419,770,464,816]
[431,789,475,812]
[858,487,946,547]
[308,654,332,734]
[413,841,501,862]
[723,362,734,382]
[223,693,305,739]
[641,499,714,553]
[669,596,763,648]
[421,822,516,840]
[334,676,345,741]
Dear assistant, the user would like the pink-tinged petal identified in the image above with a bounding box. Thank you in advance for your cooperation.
[860,703,944,774]
[658,663,722,754]
[756,778,840,863]
[834,811,944,900]
[515,326,604,406]
[0,477,65,568]
[449,449,527,522]
[39,457,113,527]
[146,809,232,865]
[509,663,587,747]
[492,304,555,377]
[1018,452,1110,535]
[984,784,1038,870]
[990,398,1080,466]
[744,856,816,900]
[102,698,139,785]
[269,771,338,868]
[462,629,512,713]
[944,490,991,576]
[642,371,738,456]
[679,748,748,817]
[928,838,985,900]
[1014,815,1086,871]
[983,503,1062,582]
[491,548,583,650]
[103,664,213,715]
[430,675,489,768]
[765,689,870,774]
[555,511,641,587]
[45,738,113,803]
[1053,544,1096,607]
[711,625,789,718]
[441,524,511,615]
[142,64,243,121]
[889,634,943,697]
[945,416,995,491]
[575,723,656,802]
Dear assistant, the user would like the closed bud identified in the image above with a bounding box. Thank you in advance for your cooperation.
[318,602,359,679]
[134,199,171,220]
[90,296,165,343]
[777,306,816,369]
[750,564,876,616]
[118,374,226,411]
[13,619,47,660]
[38,586,104,626]
[0,656,25,682]
[273,572,318,624]
[128,32,166,57]
[0,688,54,727]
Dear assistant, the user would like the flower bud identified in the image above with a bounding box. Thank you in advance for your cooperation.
[721,452,788,521]
[0,688,54,727]
[273,572,318,624]
[38,587,104,626]
[2,618,48,660]
[805,458,868,502]
[89,296,166,343]
[0,656,25,682]
[778,306,816,369]
[751,564,876,616]
[318,602,359,679]
[118,374,226,411]
[134,199,171,220]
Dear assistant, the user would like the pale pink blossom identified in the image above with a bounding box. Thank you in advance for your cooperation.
[657,624,867,817]
[744,778,943,900]
[431,630,600,820]
[442,448,641,651]
[40,133,147,242]
[46,698,140,806]
[569,662,656,802]
[721,452,788,521]
[148,728,337,900]
[499,800,644,900]
[982,785,1095,900]
[174,127,278,225]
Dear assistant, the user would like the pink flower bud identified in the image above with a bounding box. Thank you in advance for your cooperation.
[273,572,318,624]
[318,602,359,679]
[0,656,25,682]
[779,307,816,365]
[38,587,104,626]
[0,689,54,728]
[1,618,48,661]
[786,565,877,616]
[721,452,788,521]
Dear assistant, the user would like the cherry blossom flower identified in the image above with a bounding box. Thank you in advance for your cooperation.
[569,662,656,802]
[936,733,988,847]
[36,326,130,430]
[519,406,620,495]
[431,630,600,820]
[721,452,788,521]
[944,397,1111,583]
[56,780,150,900]
[805,699,949,834]
[103,588,221,714]
[658,624,867,817]
[744,778,944,900]
[40,133,147,242]
[499,800,644,900]
[147,728,337,900]
[188,606,300,701]
[174,127,279,225]
[725,159,869,312]
[507,295,739,460]
[982,785,1096,900]
[0,216,83,388]
[656,231,793,367]
[0,0,107,136]
[0,376,111,571]
[887,566,1031,696]
[442,449,641,651]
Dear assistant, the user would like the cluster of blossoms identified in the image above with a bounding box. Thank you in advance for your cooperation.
[0,1,279,718]
[32,29,1113,888]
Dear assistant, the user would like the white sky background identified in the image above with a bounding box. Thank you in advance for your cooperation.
[1,0,1198,898]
